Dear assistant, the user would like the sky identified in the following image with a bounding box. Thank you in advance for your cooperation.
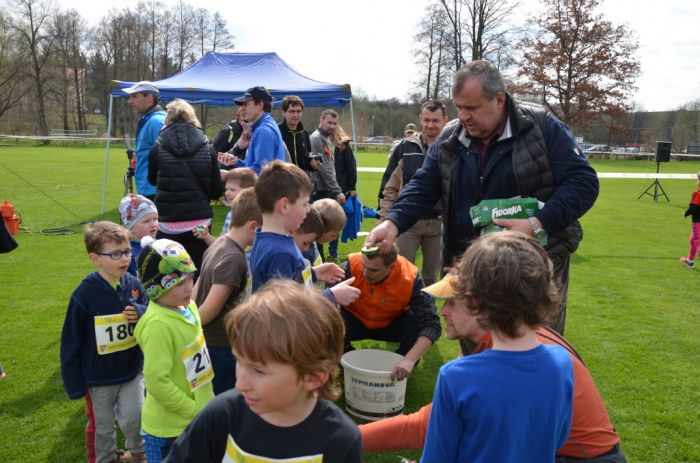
[58,0,700,111]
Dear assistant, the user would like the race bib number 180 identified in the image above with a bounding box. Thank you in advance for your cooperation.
[182,332,214,392]
[94,313,136,355]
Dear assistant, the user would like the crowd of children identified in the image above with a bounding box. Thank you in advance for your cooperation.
[60,158,365,462]
[60,157,635,462]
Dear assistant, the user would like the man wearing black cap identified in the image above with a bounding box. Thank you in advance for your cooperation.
[124,81,166,199]
[231,86,287,175]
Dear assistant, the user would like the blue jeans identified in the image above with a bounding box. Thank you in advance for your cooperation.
[328,237,339,258]
[209,346,237,395]
[142,432,176,463]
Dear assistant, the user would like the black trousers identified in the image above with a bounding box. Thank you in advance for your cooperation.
[156,228,209,280]
[341,308,419,356]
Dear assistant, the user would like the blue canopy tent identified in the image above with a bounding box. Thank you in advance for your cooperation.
[101,52,356,212]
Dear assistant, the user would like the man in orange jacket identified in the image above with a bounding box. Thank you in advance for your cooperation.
[337,244,441,381]
[360,273,626,462]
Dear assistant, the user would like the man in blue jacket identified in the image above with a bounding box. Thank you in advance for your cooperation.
[124,81,166,199]
[231,86,287,174]
[367,60,599,335]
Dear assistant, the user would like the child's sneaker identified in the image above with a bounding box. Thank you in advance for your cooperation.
[680,257,695,269]
[130,452,147,463]
[114,450,130,463]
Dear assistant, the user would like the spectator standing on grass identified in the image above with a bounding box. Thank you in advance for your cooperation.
[226,86,287,174]
[125,81,166,200]
[328,123,357,261]
[148,99,224,275]
[278,95,312,171]
[309,109,345,204]
[212,106,245,155]
[680,171,700,269]
[367,60,599,336]
[378,100,448,286]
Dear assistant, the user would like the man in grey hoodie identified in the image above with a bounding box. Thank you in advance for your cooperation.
[309,109,345,205]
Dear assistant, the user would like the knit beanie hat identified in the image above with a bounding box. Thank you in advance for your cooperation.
[119,194,158,230]
[137,236,196,301]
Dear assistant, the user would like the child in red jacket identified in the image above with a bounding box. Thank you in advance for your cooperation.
[680,171,700,269]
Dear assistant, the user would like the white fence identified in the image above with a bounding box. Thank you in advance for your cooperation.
[49,129,98,137]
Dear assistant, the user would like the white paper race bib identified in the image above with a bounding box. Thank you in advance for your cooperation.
[302,259,313,288]
[94,313,136,355]
[222,434,322,463]
[181,332,214,392]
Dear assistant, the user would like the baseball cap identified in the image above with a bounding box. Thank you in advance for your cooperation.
[234,86,274,105]
[123,81,160,97]
[421,273,459,300]
[404,123,417,134]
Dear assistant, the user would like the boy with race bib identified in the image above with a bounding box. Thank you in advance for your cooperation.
[60,221,149,463]
[134,236,215,462]
[249,160,358,306]
[165,280,362,462]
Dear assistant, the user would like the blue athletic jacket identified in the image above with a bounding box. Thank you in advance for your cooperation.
[60,272,148,399]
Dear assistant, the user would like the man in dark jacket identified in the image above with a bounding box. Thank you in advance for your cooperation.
[212,106,245,155]
[366,60,599,335]
[278,95,311,171]
[378,100,448,286]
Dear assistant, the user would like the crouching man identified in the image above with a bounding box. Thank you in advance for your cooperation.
[335,244,441,381]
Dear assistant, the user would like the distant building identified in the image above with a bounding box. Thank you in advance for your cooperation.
[687,142,700,155]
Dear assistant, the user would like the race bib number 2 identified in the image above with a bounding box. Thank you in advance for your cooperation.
[94,313,136,355]
[182,332,214,392]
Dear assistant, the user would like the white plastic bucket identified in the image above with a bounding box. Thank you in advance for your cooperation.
[340,349,407,421]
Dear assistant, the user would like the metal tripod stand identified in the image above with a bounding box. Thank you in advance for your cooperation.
[637,162,669,202]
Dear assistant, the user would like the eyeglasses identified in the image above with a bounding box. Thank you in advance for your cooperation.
[94,249,132,261]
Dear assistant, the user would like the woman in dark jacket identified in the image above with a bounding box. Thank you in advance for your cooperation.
[329,124,358,260]
[148,99,224,273]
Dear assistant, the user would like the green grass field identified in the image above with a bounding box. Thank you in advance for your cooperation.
[1,144,699,462]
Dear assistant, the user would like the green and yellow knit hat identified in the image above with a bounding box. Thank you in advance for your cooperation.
[137,236,196,301]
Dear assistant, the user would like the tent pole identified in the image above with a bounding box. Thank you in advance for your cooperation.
[349,97,357,155]
[101,94,114,214]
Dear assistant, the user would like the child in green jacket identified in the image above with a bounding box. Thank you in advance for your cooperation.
[135,237,214,462]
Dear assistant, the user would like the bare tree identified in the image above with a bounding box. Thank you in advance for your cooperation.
[440,0,465,70]
[518,0,640,130]
[413,3,452,102]
[12,0,56,136]
[51,9,88,131]
[192,7,212,56]
[0,8,27,120]
[440,0,520,70]
[159,11,175,77]
[211,12,234,51]
[173,0,195,71]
